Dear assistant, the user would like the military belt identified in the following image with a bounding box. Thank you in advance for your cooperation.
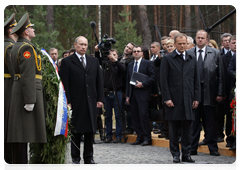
[4,73,11,78]
[14,74,42,80]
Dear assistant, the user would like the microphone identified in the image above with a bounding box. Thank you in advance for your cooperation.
[90,21,96,29]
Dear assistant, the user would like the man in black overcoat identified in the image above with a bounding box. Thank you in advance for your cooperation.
[188,30,225,156]
[60,36,104,164]
[227,53,236,151]
[160,33,200,163]
[221,35,236,148]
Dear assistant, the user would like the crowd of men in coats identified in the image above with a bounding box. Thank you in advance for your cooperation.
[59,29,236,163]
[4,13,236,164]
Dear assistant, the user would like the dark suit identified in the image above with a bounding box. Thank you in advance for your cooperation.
[227,53,236,147]
[60,53,104,162]
[126,59,156,142]
[221,51,234,144]
[187,46,224,153]
[160,50,200,158]
[227,53,236,98]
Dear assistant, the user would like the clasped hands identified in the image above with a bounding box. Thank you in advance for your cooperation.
[67,102,103,110]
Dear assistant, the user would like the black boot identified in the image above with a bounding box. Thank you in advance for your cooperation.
[99,129,105,141]
[13,143,30,170]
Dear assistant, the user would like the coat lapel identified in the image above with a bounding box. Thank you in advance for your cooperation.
[85,55,93,72]
[138,59,144,73]
[71,53,85,71]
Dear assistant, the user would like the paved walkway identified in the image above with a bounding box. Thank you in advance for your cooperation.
[63,140,238,170]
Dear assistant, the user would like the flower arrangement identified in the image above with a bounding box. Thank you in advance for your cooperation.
[230,89,236,137]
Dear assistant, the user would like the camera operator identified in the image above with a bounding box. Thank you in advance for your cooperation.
[118,42,136,134]
[95,46,126,143]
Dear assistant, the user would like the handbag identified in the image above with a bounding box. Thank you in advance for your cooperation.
[148,109,164,122]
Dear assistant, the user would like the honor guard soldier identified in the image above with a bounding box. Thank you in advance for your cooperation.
[4,13,18,164]
[7,13,47,164]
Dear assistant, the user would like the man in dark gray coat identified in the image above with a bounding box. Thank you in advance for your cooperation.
[60,36,104,164]
[188,30,225,156]
[160,33,200,163]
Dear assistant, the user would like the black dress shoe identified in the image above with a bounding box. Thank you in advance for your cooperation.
[130,140,143,145]
[72,160,80,166]
[104,138,113,143]
[198,140,207,146]
[190,150,198,155]
[210,151,220,156]
[182,156,195,163]
[153,129,162,134]
[141,140,151,146]
[173,156,180,163]
[217,137,224,143]
[158,133,168,138]
[229,145,236,150]
[84,159,97,164]
[226,143,233,147]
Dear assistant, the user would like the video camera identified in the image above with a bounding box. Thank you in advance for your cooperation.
[159,49,165,58]
[98,34,116,56]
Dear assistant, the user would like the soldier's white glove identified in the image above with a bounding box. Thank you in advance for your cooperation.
[24,104,35,111]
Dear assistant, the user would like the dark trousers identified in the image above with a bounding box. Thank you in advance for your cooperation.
[168,120,192,157]
[11,143,28,164]
[130,89,151,141]
[191,85,218,152]
[71,132,94,163]
[122,97,133,131]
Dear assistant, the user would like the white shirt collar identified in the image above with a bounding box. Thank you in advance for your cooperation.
[133,57,142,72]
[196,46,206,53]
[75,52,86,66]
[134,57,142,63]
[224,48,229,54]
[175,49,186,60]
[75,52,85,59]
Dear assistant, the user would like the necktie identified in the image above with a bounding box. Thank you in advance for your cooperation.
[80,56,86,68]
[180,53,184,60]
[133,61,138,72]
[198,50,204,82]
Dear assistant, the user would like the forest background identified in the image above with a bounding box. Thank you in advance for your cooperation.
[4,5,236,59]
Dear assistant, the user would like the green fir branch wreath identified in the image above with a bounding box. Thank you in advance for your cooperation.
[29,48,71,164]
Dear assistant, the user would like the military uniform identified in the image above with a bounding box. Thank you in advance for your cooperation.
[4,13,17,164]
[7,13,47,164]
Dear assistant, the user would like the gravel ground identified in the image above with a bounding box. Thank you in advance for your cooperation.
[62,139,236,170]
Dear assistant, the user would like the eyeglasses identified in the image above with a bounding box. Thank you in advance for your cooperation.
[133,50,142,53]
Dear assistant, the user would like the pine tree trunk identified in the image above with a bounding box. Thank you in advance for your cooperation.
[185,5,191,36]
[163,6,167,36]
[46,5,54,33]
[233,5,238,35]
[171,5,177,30]
[157,5,161,33]
[194,5,201,30]
[180,5,183,31]
[110,5,112,37]
[138,5,152,47]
